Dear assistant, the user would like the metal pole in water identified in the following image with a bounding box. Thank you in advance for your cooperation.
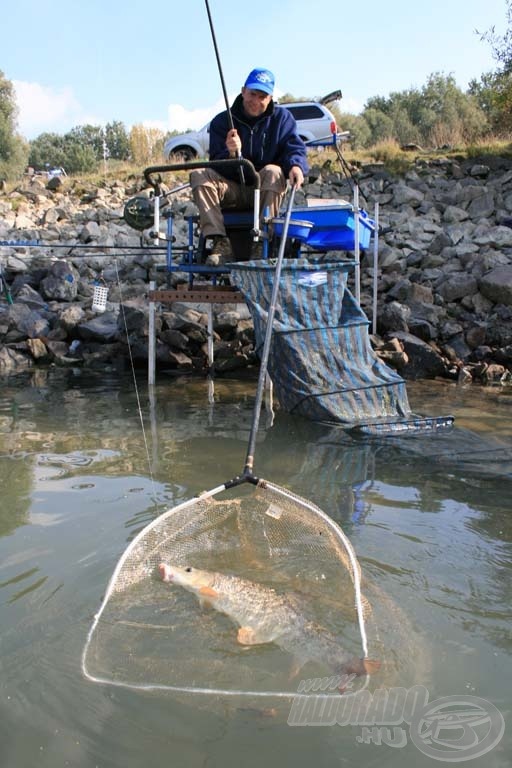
[372,201,380,336]
[149,384,158,472]
[148,190,160,387]
[148,280,156,387]
[207,304,215,404]
[353,185,361,305]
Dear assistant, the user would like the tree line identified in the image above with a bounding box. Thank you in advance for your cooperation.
[0,0,511,180]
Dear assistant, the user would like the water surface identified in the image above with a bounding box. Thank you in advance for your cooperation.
[0,369,510,767]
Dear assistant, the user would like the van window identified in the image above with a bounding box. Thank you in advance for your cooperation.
[286,105,325,120]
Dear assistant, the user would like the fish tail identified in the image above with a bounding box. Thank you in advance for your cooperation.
[362,658,381,675]
[159,563,171,582]
[342,656,381,677]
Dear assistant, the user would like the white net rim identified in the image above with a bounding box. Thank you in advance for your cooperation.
[81,477,371,697]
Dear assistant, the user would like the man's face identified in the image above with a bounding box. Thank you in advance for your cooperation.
[241,87,272,118]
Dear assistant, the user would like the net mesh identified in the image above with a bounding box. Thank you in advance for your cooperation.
[82,481,375,697]
[230,260,412,426]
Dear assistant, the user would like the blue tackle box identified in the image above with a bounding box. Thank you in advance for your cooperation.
[289,204,375,250]
[272,218,314,242]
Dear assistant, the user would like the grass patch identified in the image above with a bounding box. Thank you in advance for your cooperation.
[77,158,190,187]
[8,195,24,212]
[354,139,413,174]
[308,140,414,176]
[465,135,512,159]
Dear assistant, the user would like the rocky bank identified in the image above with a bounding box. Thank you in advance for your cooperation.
[0,154,512,385]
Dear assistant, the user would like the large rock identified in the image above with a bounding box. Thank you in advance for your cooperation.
[392,184,425,207]
[40,260,79,301]
[160,329,189,351]
[391,332,448,379]
[3,304,50,341]
[437,274,478,302]
[379,301,411,332]
[14,284,48,310]
[479,267,512,306]
[77,311,119,342]
[467,192,495,219]
[57,304,86,332]
[0,346,34,375]
[443,205,469,223]
[116,298,154,335]
[378,245,404,271]
[80,221,102,242]
[474,225,512,247]
[26,338,49,359]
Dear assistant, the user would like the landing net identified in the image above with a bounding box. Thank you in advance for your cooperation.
[82,480,373,698]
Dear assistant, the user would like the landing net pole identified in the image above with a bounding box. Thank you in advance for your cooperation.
[242,185,297,477]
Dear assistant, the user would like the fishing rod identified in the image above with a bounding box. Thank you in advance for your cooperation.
[333,142,369,206]
[203,0,245,185]
[204,0,233,133]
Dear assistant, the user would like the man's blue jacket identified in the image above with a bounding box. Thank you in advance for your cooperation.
[209,94,309,182]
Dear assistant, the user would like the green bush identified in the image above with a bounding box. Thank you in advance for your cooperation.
[0,69,29,180]
[28,121,131,175]
[361,74,487,149]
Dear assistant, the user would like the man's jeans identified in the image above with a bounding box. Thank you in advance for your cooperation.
[190,164,287,237]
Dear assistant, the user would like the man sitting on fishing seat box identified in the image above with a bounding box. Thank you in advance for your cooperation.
[190,67,309,265]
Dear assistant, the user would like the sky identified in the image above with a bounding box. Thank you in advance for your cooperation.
[2,0,509,140]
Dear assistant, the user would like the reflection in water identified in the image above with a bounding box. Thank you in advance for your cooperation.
[38,449,121,468]
[0,368,511,767]
[0,456,32,537]
[0,566,48,604]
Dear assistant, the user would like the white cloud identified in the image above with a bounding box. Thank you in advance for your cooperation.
[339,96,365,115]
[13,80,102,139]
[139,119,169,133]
[133,98,234,136]
[166,97,227,133]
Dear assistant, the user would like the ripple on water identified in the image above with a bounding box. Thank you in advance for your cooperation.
[38,449,121,469]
